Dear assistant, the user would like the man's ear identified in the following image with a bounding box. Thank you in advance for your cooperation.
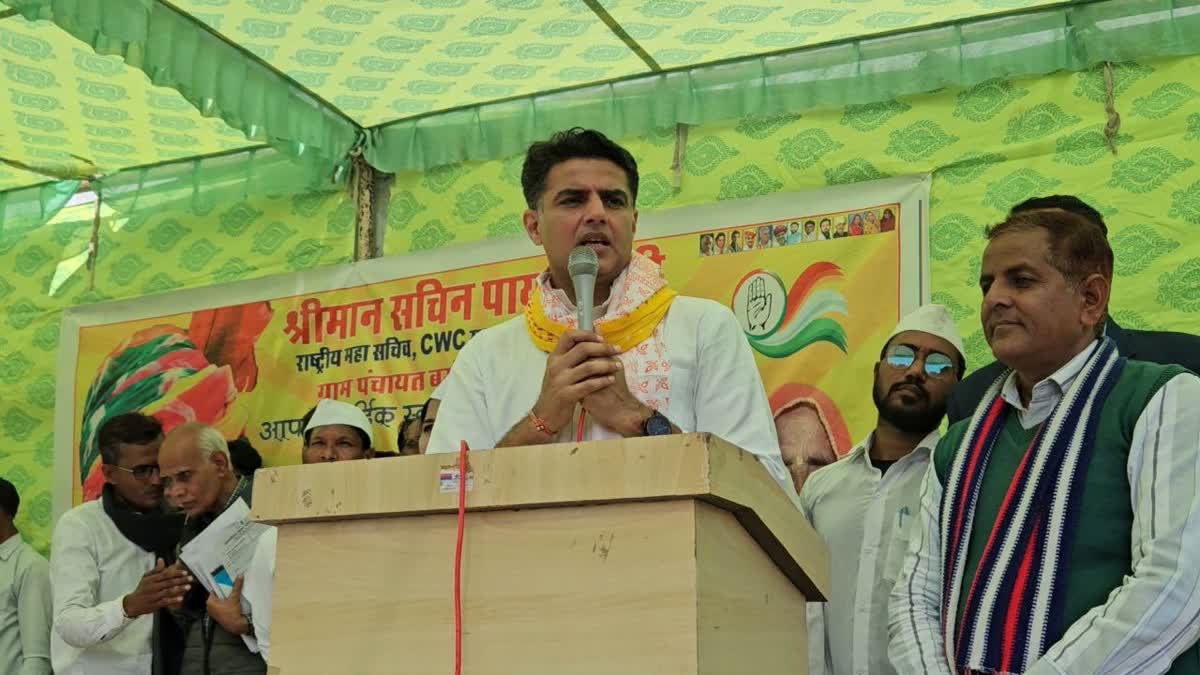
[1078,272,1110,334]
[523,209,542,246]
[212,450,231,476]
[101,463,116,485]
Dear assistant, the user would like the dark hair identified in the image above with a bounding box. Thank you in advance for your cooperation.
[420,397,437,423]
[300,405,371,449]
[97,413,163,466]
[986,210,1114,285]
[0,478,17,519]
[1009,195,1107,236]
[398,416,421,453]
[879,337,967,379]
[820,218,831,226]
[521,128,639,209]
[805,220,816,226]
[227,437,263,477]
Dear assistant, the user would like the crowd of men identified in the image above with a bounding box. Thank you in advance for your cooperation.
[1,127,1198,674]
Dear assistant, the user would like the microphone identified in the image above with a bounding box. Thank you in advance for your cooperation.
[568,245,599,332]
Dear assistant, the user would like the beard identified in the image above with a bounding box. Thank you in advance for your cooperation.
[873,377,946,435]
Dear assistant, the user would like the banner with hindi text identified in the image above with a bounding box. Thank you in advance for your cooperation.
[55,176,929,514]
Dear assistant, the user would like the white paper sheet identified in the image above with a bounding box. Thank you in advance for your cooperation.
[179,499,269,652]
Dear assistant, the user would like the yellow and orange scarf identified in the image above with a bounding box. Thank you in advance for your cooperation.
[524,252,678,412]
[524,253,677,353]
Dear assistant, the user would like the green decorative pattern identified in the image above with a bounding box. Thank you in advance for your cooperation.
[605,0,1052,62]
[2,4,1199,559]
[0,185,351,553]
[384,54,1200,401]
[0,15,251,191]
[7,0,360,188]
[366,0,1200,173]
[6,0,1200,195]
[172,0,645,126]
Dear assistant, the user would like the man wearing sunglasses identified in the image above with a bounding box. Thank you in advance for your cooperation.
[800,304,964,675]
[50,412,192,675]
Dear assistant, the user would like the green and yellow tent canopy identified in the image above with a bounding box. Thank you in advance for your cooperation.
[2,0,1200,211]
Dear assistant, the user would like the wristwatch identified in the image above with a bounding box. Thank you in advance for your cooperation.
[642,411,672,436]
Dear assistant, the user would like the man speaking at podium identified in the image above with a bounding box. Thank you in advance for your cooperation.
[428,128,791,492]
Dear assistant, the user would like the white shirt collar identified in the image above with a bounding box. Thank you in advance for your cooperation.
[847,428,941,470]
[0,533,20,560]
[1000,339,1100,414]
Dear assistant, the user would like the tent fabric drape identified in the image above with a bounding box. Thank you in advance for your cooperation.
[7,0,362,186]
[366,0,1200,172]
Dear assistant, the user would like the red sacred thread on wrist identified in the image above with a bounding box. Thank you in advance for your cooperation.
[528,410,557,436]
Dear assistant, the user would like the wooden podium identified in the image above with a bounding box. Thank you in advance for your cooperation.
[251,433,829,675]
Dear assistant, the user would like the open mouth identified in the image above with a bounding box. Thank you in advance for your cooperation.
[577,233,611,253]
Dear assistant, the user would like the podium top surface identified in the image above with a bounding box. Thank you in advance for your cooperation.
[251,433,828,599]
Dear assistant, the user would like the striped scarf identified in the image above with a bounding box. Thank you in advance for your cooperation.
[939,338,1125,674]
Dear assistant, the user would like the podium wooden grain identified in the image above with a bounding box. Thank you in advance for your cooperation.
[252,433,829,675]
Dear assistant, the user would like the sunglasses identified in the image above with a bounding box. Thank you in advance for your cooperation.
[884,344,955,377]
[111,464,160,480]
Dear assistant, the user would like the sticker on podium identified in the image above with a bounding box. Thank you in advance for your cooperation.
[439,466,474,493]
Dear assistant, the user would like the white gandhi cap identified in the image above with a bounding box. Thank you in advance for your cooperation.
[887,304,966,363]
[304,398,374,447]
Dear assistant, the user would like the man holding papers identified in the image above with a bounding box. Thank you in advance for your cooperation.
[159,422,265,675]
[428,128,789,491]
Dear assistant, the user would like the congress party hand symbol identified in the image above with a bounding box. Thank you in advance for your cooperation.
[748,276,773,332]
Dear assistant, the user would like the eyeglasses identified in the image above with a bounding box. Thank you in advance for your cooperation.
[111,464,160,480]
[884,344,956,377]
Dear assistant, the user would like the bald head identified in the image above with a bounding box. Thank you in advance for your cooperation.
[159,423,236,518]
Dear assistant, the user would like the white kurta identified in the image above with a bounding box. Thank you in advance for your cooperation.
[49,500,155,675]
[242,528,276,665]
[800,431,937,675]
[428,295,792,493]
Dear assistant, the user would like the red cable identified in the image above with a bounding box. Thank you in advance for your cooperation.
[576,409,587,443]
[454,440,468,675]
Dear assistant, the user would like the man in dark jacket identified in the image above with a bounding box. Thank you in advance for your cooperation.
[946,195,1200,425]
[159,423,264,675]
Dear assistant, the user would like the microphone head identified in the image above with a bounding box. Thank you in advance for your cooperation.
[567,245,599,278]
